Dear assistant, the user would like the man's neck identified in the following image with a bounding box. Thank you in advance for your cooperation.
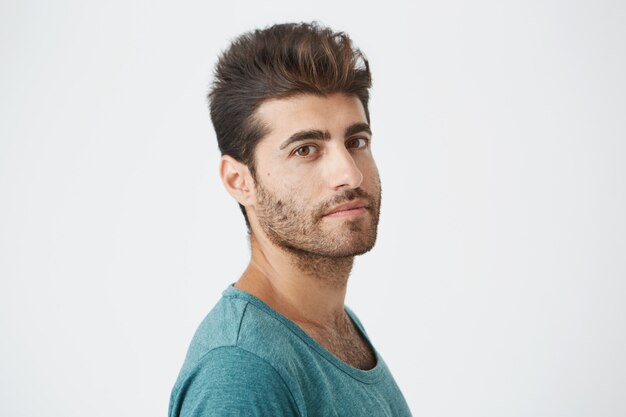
[234,233,355,332]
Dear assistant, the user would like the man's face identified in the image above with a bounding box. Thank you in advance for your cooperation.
[248,93,381,258]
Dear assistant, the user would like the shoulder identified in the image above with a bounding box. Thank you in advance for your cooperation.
[181,294,301,371]
[169,346,301,417]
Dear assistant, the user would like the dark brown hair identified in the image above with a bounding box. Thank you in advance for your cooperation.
[208,22,372,229]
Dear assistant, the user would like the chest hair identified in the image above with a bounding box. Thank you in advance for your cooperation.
[300,318,377,370]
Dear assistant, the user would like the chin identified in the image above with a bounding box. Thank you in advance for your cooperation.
[314,235,378,258]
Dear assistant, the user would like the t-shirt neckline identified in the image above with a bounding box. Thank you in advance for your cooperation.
[222,283,385,384]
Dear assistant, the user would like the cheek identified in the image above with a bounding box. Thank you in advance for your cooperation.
[263,172,315,204]
[288,183,318,206]
[360,159,380,183]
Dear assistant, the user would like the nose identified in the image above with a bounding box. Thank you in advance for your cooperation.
[327,144,364,190]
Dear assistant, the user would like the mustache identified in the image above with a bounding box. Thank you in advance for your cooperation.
[316,188,376,219]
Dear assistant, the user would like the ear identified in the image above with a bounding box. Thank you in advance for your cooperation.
[219,155,256,207]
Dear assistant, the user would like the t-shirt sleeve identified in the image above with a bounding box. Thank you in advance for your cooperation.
[169,346,301,417]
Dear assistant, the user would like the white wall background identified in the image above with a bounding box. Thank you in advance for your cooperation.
[1,1,625,416]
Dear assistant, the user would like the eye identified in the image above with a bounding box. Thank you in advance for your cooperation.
[293,145,318,157]
[346,137,369,149]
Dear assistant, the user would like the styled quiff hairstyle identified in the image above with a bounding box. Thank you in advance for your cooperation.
[209,22,372,229]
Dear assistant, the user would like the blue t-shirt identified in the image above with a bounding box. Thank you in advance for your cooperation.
[169,284,412,416]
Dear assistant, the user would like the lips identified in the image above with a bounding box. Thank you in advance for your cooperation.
[324,200,369,216]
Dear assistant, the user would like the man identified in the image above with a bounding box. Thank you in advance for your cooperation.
[169,22,412,416]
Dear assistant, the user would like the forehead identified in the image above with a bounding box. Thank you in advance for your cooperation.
[254,93,368,146]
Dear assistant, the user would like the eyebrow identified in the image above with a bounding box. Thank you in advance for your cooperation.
[279,122,372,151]
[279,129,330,150]
[345,122,372,138]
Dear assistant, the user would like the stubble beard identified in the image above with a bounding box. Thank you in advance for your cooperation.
[252,176,382,279]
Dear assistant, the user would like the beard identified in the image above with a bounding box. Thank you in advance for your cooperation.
[253,176,381,260]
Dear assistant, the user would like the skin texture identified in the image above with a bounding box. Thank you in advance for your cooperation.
[254,157,381,281]
[219,93,381,369]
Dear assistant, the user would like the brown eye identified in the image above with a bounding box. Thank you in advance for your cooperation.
[294,145,317,157]
[346,137,368,149]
